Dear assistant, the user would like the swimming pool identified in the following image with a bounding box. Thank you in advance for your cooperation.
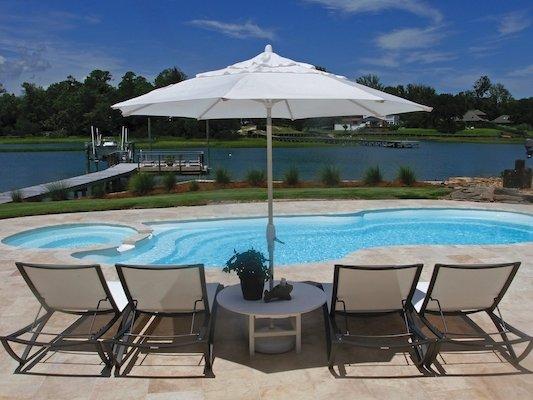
[2,224,137,249]
[67,208,533,266]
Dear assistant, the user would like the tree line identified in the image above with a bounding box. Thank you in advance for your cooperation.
[355,74,532,133]
[0,69,532,138]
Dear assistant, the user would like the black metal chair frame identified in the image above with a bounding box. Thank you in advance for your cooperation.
[324,264,437,370]
[111,264,222,377]
[417,262,532,367]
[0,263,121,370]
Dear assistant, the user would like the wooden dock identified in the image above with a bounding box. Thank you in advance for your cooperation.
[0,163,138,204]
[251,131,419,147]
[137,150,209,174]
[267,133,419,148]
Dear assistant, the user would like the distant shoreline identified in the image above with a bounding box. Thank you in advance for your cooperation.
[0,132,530,152]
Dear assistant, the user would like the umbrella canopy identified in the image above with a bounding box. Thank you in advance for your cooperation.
[112,44,432,289]
[113,44,431,119]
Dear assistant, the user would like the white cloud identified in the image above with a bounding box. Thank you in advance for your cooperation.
[376,26,443,50]
[361,50,455,70]
[0,13,122,93]
[304,0,442,23]
[189,19,275,40]
[0,47,51,79]
[507,64,533,77]
[498,11,530,36]
[405,51,456,64]
[360,55,399,68]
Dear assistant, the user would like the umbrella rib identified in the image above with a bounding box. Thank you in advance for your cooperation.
[197,98,223,120]
[348,99,384,118]
[284,100,295,120]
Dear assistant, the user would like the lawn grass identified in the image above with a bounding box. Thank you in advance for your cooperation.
[0,187,451,219]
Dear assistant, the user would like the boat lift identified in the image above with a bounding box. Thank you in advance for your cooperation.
[85,125,135,172]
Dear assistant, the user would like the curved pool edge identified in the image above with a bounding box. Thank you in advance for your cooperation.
[0,199,531,269]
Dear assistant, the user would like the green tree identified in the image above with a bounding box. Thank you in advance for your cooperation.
[154,67,187,88]
[0,83,5,94]
[473,75,492,99]
[80,70,121,133]
[356,74,383,90]
[43,76,84,134]
[18,82,51,134]
[489,83,513,106]
[431,94,465,133]
[0,93,21,135]
[116,71,153,101]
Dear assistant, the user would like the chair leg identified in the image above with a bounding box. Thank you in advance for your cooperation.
[328,342,338,369]
[488,311,519,361]
[423,341,440,369]
[95,341,112,368]
[204,342,214,377]
[321,304,333,361]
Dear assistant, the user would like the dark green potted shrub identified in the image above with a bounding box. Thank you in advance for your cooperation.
[223,249,270,300]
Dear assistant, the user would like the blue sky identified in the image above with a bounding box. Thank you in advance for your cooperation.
[1,0,532,97]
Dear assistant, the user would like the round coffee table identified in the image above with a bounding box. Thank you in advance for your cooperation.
[217,282,327,355]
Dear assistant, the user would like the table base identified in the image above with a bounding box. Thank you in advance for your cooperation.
[255,327,296,354]
[249,315,301,356]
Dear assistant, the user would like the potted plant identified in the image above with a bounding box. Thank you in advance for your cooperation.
[164,155,175,166]
[223,249,270,300]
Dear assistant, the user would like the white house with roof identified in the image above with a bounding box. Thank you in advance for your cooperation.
[334,115,399,131]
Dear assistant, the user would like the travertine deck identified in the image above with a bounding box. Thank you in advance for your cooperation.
[0,200,532,399]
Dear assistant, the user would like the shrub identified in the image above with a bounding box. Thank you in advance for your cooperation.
[162,173,176,192]
[215,168,231,185]
[91,184,106,198]
[128,172,155,195]
[45,181,69,201]
[435,119,464,134]
[319,165,341,187]
[283,165,299,186]
[189,180,200,191]
[363,165,383,185]
[246,169,265,187]
[397,166,416,186]
[223,249,271,282]
[10,189,23,203]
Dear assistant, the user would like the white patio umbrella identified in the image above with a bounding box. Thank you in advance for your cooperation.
[112,44,432,289]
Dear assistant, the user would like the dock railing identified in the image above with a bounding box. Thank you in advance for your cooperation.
[138,150,207,174]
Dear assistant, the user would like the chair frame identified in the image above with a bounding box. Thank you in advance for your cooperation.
[111,264,222,377]
[325,264,436,370]
[417,262,532,366]
[0,263,121,370]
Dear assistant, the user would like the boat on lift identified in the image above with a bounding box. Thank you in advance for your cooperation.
[85,126,135,171]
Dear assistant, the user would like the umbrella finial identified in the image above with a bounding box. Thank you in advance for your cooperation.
[265,44,273,53]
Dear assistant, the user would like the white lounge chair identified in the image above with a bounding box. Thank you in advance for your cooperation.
[413,262,532,368]
[112,264,223,376]
[1,263,126,371]
[323,264,436,371]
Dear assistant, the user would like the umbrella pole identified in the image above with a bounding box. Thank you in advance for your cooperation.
[266,103,275,291]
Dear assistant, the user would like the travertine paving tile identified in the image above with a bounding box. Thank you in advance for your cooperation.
[0,200,531,399]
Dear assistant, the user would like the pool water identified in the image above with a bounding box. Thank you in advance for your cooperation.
[2,224,137,249]
[69,209,533,266]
